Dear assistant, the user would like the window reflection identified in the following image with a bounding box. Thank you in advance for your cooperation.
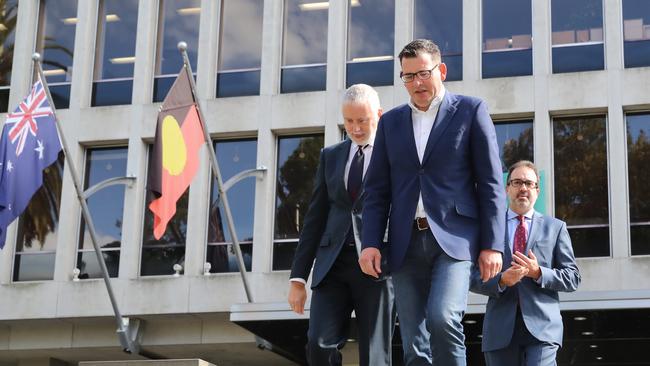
[142,146,188,276]
[207,139,257,273]
[273,134,324,270]
[92,0,139,106]
[153,0,200,102]
[553,116,609,257]
[482,0,532,78]
[414,0,462,81]
[217,0,263,97]
[0,0,17,112]
[36,0,77,109]
[494,120,534,172]
[626,113,650,255]
[346,0,394,87]
[551,0,604,73]
[13,152,64,282]
[623,0,650,68]
[281,0,328,93]
[77,147,127,279]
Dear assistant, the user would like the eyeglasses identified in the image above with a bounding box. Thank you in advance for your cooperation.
[508,179,538,189]
[400,64,440,83]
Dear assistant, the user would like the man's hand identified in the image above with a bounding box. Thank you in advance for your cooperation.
[513,250,541,280]
[358,247,382,279]
[498,265,529,287]
[479,249,503,282]
[288,281,307,314]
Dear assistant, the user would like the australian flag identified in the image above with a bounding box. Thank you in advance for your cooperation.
[0,79,62,249]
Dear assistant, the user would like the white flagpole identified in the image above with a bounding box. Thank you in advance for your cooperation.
[32,53,142,355]
[176,42,254,303]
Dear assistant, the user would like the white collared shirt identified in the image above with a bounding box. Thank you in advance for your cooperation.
[410,86,446,219]
[344,136,375,188]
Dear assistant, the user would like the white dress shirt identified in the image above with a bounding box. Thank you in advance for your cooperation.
[410,86,446,219]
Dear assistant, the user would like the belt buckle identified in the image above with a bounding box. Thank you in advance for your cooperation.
[415,217,428,231]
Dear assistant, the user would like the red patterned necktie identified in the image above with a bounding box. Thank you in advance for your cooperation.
[513,215,527,254]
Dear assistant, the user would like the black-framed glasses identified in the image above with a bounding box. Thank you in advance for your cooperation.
[400,64,440,83]
[508,179,538,189]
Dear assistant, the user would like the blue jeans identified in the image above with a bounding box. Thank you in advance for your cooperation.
[392,228,472,366]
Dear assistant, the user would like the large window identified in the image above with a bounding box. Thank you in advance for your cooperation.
[13,153,64,282]
[0,0,17,112]
[414,0,462,81]
[482,0,532,78]
[273,134,323,270]
[36,0,77,109]
[346,0,394,87]
[141,146,188,276]
[494,120,534,172]
[92,0,139,107]
[153,0,200,103]
[553,116,609,257]
[622,0,650,68]
[281,0,328,93]
[217,0,263,98]
[76,147,127,279]
[207,139,257,273]
[627,113,650,255]
[551,0,604,74]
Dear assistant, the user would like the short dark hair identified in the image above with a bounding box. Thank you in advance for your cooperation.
[398,39,441,64]
[506,160,539,185]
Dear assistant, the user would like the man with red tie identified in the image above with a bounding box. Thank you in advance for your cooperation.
[471,160,581,366]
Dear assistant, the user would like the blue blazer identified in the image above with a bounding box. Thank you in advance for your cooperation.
[470,211,581,351]
[362,92,506,272]
[290,139,363,288]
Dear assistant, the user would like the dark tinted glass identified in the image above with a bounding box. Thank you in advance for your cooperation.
[217,0,263,97]
[622,0,650,68]
[153,0,200,102]
[553,116,609,257]
[280,65,327,94]
[13,152,64,281]
[281,0,327,93]
[141,147,188,276]
[92,0,139,106]
[415,0,462,81]
[273,134,324,270]
[37,0,77,109]
[207,139,257,273]
[626,113,650,255]
[551,0,604,73]
[494,120,534,172]
[482,0,532,78]
[346,0,394,87]
[0,0,17,112]
[77,147,128,279]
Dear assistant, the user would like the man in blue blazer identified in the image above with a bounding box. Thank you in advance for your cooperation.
[471,160,580,365]
[359,39,506,366]
[288,84,394,366]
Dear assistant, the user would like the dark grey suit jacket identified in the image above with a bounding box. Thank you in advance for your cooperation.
[290,139,363,287]
[471,211,581,351]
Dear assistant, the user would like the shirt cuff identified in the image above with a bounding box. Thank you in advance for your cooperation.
[535,272,543,285]
[498,282,507,293]
[290,278,307,285]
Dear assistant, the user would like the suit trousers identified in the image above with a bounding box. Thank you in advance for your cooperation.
[392,228,472,366]
[484,309,560,366]
[307,244,395,366]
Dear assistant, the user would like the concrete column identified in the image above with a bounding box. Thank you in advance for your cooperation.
[531,0,553,213]
[68,0,98,109]
[393,0,413,104]
[603,0,629,258]
[324,0,347,146]
[196,0,220,100]
[131,0,159,105]
[462,0,481,83]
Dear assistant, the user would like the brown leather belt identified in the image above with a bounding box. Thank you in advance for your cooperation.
[414,217,429,231]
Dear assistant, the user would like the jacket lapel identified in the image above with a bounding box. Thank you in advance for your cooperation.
[334,139,353,205]
[525,211,544,254]
[422,92,459,165]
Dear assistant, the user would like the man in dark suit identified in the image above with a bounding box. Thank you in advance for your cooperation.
[288,84,394,366]
[471,160,581,365]
[359,39,506,366]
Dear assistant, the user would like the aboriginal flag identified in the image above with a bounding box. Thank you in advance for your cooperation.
[147,66,204,239]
